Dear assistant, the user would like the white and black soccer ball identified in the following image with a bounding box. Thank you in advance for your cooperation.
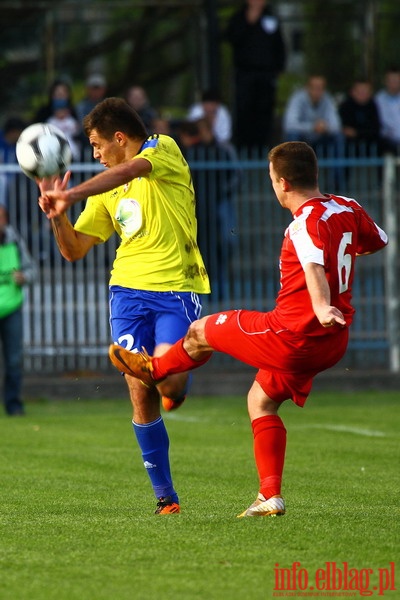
[16,122,72,180]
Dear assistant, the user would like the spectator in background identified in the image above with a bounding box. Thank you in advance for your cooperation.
[225,0,286,150]
[0,117,27,213]
[283,75,343,154]
[177,120,203,152]
[76,74,108,159]
[177,119,239,300]
[125,85,158,134]
[375,67,400,154]
[0,204,37,416]
[187,89,232,144]
[33,79,78,124]
[338,79,383,156]
[76,74,108,124]
[47,98,81,161]
[33,79,81,160]
[0,117,27,164]
[151,117,172,136]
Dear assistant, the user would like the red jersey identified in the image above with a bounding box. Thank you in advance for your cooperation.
[270,194,388,336]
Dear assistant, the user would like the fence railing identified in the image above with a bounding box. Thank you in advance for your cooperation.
[0,150,398,374]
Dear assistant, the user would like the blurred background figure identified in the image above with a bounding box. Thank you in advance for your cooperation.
[0,116,27,210]
[151,116,172,136]
[0,205,37,416]
[283,75,343,153]
[125,85,158,134]
[176,120,202,152]
[76,74,108,124]
[225,0,286,150]
[177,119,240,300]
[76,74,108,158]
[46,98,81,161]
[187,89,232,144]
[33,79,81,160]
[33,79,78,124]
[338,79,383,156]
[0,117,27,164]
[375,66,400,154]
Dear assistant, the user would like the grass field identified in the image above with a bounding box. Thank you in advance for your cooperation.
[0,390,398,600]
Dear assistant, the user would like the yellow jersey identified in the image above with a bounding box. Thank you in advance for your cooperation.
[74,134,210,293]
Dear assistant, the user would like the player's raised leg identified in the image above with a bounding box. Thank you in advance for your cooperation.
[154,343,191,412]
[109,316,214,382]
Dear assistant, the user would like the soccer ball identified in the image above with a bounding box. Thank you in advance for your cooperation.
[16,122,72,180]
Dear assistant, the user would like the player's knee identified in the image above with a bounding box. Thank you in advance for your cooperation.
[184,323,200,348]
[247,380,281,418]
[186,318,204,342]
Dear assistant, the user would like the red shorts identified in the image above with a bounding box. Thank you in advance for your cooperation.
[204,310,349,407]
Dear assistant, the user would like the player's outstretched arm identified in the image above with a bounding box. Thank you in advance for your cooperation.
[49,214,98,262]
[38,174,99,262]
[304,262,346,328]
[39,158,152,218]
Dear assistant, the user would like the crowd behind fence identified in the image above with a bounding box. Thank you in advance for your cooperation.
[0,149,399,375]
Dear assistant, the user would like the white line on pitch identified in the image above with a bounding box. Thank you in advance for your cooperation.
[292,424,387,437]
[163,413,204,423]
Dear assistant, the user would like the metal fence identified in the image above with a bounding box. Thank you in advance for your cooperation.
[0,150,399,374]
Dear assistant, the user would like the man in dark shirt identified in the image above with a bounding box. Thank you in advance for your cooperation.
[225,0,286,150]
[338,79,383,156]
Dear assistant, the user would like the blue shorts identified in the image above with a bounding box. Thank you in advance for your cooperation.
[109,286,203,354]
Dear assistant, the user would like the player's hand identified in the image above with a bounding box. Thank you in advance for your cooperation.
[38,171,72,218]
[316,306,347,328]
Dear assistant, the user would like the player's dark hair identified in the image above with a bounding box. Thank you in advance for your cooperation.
[83,97,147,140]
[268,141,318,188]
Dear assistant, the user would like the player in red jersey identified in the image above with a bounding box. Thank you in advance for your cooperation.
[109,141,388,518]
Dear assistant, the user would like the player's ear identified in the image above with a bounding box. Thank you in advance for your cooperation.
[114,131,127,146]
[281,177,291,192]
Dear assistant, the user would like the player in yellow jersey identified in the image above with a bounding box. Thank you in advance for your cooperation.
[38,97,210,514]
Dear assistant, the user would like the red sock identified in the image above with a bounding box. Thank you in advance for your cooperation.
[252,415,287,499]
[152,339,212,380]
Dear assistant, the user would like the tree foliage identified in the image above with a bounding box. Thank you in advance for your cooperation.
[302,0,400,92]
[302,0,359,94]
[1,0,400,124]
[0,1,210,121]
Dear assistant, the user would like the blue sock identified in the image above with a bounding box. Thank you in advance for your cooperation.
[132,417,179,503]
